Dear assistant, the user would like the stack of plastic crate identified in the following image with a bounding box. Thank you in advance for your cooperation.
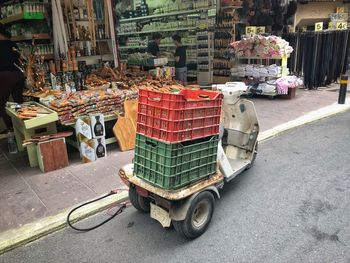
[134,89,223,190]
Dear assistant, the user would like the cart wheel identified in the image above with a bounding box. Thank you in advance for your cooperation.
[129,186,151,213]
[173,191,214,239]
[268,95,276,100]
[247,142,258,170]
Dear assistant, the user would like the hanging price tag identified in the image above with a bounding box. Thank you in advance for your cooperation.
[336,22,348,30]
[245,26,257,35]
[256,27,266,34]
[315,22,323,31]
[329,22,334,30]
[336,7,345,13]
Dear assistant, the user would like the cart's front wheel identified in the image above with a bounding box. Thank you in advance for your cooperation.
[129,186,151,213]
[173,191,214,239]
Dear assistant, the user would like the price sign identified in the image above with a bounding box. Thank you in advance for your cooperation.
[302,26,307,32]
[329,22,334,30]
[315,22,323,31]
[336,7,345,13]
[336,22,348,30]
[256,27,266,34]
[245,26,257,35]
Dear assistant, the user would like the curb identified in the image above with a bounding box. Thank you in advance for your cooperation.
[0,101,349,255]
[0,191,128,255]
[257,101,350,143]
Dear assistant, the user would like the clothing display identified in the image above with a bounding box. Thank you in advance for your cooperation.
[231,64,283,78]
[275,75,302,95]
[230,35,294,58]
[284,30,350,89]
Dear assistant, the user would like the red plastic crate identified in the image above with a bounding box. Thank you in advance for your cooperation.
[137,89,223,143]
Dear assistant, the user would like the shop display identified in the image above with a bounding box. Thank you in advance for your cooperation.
[230,35,294,58]
[197,31,214,85]
[275,76,302,95]
[214,5,241,81]
[117,0,217,81]
[15,104,52,120]
[0,2,45,20]
[230,64,283,78]
[48,88,138,124]
[284,30,350,89]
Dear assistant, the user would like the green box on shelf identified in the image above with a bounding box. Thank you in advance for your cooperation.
[134,134,219,190]
[23,12,45,20]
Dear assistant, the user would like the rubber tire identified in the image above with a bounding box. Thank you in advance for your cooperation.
[173,191,215,239]
[129,186,151,213]
[247,142,258,170]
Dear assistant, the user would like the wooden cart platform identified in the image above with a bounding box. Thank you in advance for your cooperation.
[119,164,224,201]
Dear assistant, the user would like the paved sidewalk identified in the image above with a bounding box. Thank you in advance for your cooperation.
[0,87,342,233]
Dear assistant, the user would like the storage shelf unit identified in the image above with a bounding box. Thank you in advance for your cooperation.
[11,34,51,42]
[117,2,217,83]
[0,12,45,25]
[118,27,197,36]
[213,5,241,83]
[119,8,211,23]
[119,43,197,50]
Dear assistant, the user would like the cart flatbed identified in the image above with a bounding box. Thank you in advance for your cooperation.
[119,164,224,201]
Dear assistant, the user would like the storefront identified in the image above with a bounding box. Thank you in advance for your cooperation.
[0,0,349,172]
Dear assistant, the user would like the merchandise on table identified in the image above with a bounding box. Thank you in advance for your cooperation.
[6,102,52,120]
[230,35,294,58]
[275,76,303,95]
[231,64,283,78]
[47,88,138,124]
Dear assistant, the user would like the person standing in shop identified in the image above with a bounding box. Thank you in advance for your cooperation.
[172,34,187,84]
[0,23,24,133]
[147,33,162,56]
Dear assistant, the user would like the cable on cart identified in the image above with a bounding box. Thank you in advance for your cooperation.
[67,189,128,232]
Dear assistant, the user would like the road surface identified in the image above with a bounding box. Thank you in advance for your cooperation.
[1,112,350,263]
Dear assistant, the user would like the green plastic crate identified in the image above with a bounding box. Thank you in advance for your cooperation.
[134,134,219,190]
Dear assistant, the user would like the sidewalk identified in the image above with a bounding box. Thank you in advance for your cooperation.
[0,87,345,234]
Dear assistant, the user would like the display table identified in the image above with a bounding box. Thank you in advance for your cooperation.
[6,102,58,167]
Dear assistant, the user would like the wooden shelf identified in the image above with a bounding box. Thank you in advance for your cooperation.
[236,56,288,60]
[76,54,114,61]
[221,5,243,10]
[11,34,50,42]
[118,27,197,36]
[0,13,45,25]
[119,7,214,23]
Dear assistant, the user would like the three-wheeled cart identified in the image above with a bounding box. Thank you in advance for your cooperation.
[119,83,259,239]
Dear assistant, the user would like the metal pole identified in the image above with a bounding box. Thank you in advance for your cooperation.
[338,75,348,104]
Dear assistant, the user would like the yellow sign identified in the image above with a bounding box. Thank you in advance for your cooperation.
[315,22,323,31]
[245,26,257,35]
[302,26,307,32]
[336,22,348,30]
[336,7,345,13]
[256,27,266,34]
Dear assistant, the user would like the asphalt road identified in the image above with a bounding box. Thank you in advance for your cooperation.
[1,112,350,263]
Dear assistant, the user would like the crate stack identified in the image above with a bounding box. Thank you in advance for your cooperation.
[133,89,223,190]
